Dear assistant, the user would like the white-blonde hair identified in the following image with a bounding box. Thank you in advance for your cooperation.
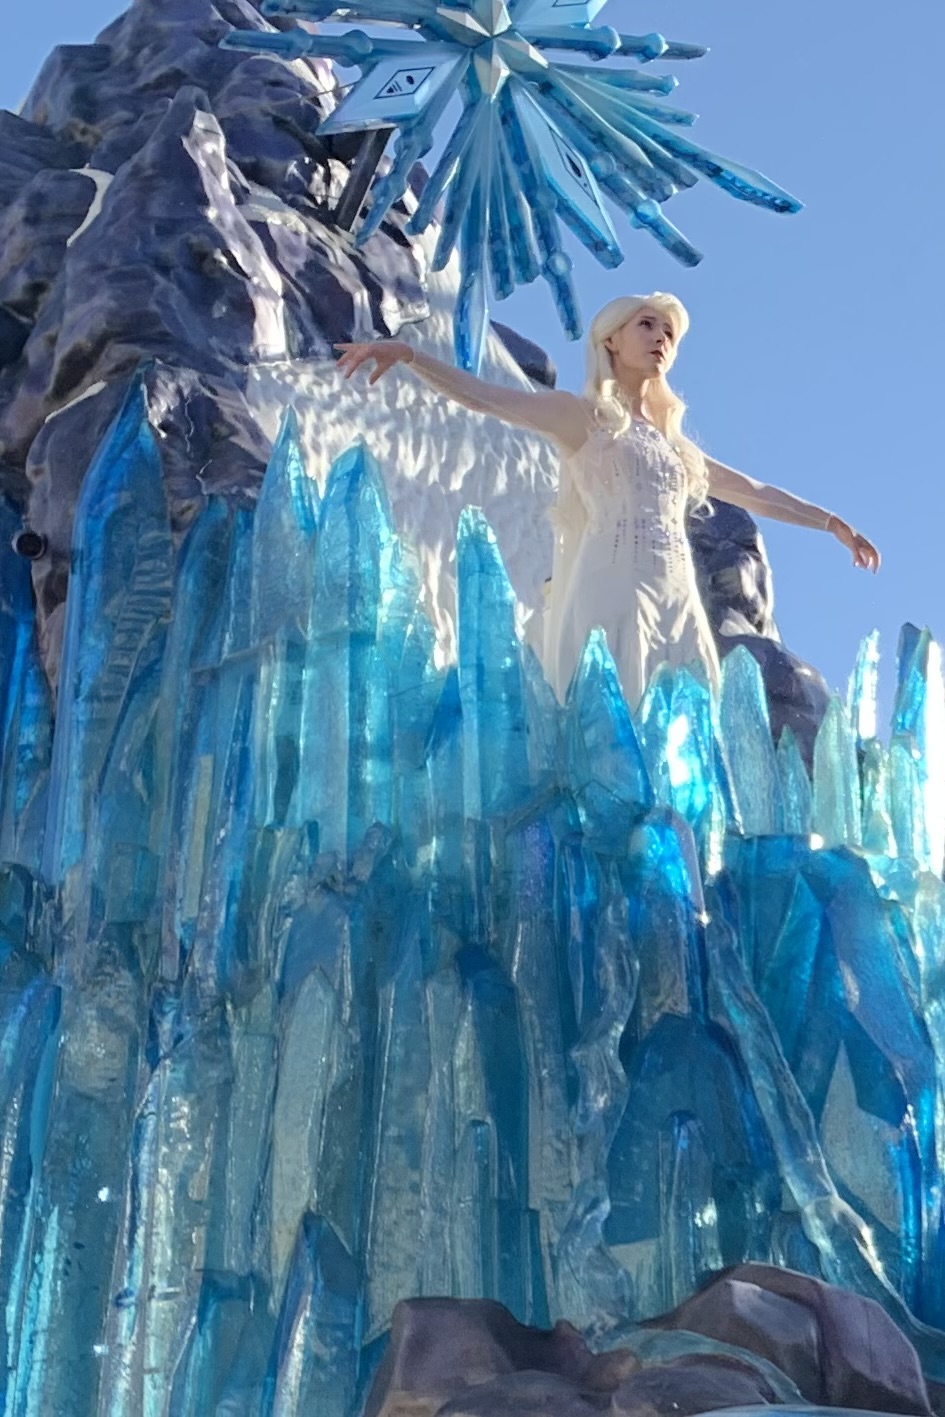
[585,293,710,509]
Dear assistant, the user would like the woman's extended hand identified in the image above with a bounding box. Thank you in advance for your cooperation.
[335,340,414,384]
[827,515,881,573]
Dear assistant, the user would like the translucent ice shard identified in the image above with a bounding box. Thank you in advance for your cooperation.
[813,696,862,850]
[453,939,541,1320]
[169,1271,274,1415]
[720,645,783,834]
[728,838,823,1054]
[42,376,173,921]
[776,726,812,836]
[520,639,560,788]
[705,902,915,1319]
[606,815,780,1318]
[0,910,60,1392]
[632,663,724,858]
[860,737,894,857]
[269,958,342,1301]
[222,981,281,1279]
[504,807,572,1312]
[267,1214,362,1417]
[892,626,945,875]
[635,664,675,801]
[668,667,729,867]
[426,666,464,888]
[915,874,945,1071]
[15,947,146,1416]
[565,628,652,850]
[889,735,925,866]
[362,921,433,1339]
[298,443,397,855]
[449,1117,495,1298]
[415,968,463,1295]
[723,836,943,1327]
[156,499,238,977]
[251,407,319,643]
[102,1005,234,1415]
[659,1112,724,1310]
[0,504,52,869]
[375,524,441,868]
[188,510,261,1008]
[848,629,880,745]
[555,847,636,1330]
[635,664,734,870]
[456,507,530,819]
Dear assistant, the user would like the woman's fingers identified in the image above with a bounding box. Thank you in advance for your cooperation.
[837,521,880,574]
[333,341,394,382]
[861,537,880,573]
[853,534,880,573]
[335,343,375,379]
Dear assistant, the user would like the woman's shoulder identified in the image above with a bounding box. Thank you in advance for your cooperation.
[564,393,597,425]
[551,394,599,456]
[541,389,596,423]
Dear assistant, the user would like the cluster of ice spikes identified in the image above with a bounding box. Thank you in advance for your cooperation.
[0,383,944,1414]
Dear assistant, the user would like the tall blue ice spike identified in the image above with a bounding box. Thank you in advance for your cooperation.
[456,506,530,820]
[0,501,52,869]
[848,629,881,746]
[892,625,945,876]
[296,442,400,855]
[565,628,652,851]
[719,646,783,836]
[251,406,320,644]
[226,0,801,369]
[42,373,173,918]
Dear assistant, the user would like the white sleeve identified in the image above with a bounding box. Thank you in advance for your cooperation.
[706,457,834,530]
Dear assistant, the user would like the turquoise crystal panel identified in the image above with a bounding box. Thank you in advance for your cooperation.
[2,399,945,1410]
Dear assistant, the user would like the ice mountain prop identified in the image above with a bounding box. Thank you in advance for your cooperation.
[0,0,826,757]
[0,391,944,1415]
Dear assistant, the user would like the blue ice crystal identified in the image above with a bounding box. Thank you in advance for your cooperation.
[223,0,801,368]
[2,395,945,1411]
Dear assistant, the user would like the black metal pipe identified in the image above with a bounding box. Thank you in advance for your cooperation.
[334,127,393,232]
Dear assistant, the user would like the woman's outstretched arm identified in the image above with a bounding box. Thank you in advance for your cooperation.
[705,456,881,572]
[335,340,594,454]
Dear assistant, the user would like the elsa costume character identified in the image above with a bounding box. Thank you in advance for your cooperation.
[336,294,879,711]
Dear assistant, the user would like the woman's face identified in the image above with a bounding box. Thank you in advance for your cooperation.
[605,306,679,379]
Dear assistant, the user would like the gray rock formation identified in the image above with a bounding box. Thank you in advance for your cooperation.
[365,1268,936,1416]
[0,0,827,751]
[0,0,436,675]
[689,500,831,761]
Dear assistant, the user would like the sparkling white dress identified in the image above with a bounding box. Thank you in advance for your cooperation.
[548,420,719,709]
[396,350,835,713]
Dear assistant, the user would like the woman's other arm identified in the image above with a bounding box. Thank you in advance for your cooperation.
[705,455,881,572]
[335,340,594,454]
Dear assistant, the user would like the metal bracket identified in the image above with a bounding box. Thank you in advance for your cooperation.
[334,128,394,231]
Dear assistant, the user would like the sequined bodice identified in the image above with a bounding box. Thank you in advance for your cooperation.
[568,422,691,573]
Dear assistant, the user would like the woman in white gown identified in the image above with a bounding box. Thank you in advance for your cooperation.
[337,293,879,710]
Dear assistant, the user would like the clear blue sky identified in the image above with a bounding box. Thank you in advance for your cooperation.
[3,1,943,729]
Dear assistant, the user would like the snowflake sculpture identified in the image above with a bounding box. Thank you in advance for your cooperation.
[224,0,801,370]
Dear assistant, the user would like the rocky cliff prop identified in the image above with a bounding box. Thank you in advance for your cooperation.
[0,0,826,751]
